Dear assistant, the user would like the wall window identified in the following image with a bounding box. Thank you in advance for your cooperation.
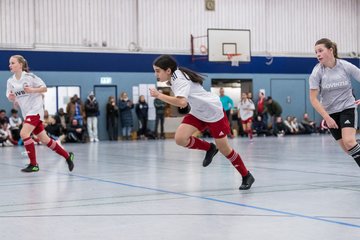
[43,86,80,115]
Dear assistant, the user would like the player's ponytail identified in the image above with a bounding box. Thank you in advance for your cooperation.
[153,55,205,85]
[315,38,339,59]
[331,41,339,59]
[11,55,30,72]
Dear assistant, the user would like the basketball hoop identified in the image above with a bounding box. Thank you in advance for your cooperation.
[226,53,241,67]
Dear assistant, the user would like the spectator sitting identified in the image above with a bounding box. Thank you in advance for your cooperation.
[0,119,16,146]
[55,108,69,134]
[9,108,22,141]
[275,117,288,136]
[43,110,51,128]
[45,116,65,143]
[0,109,9,124]
[291,117,305,134]
[66,119,85,143]
[284,116,296,134]
[301,112,316,134]
[253,115,269,136]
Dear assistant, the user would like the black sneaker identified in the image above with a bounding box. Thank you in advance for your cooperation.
[21,164,39,172]
[239,172,255,190]
[202,143,218,167]
[66,152,74,172]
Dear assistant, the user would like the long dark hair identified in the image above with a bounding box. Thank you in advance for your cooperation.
[153,55,205,85]
[315,38,339,59]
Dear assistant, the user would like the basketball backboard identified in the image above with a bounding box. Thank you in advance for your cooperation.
[207,28,251,63]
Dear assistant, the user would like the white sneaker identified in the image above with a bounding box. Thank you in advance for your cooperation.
[94,138,99,142]
[90,138,94,142]
[3,140,14,147]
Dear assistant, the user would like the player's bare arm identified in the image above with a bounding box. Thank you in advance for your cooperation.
[149,88,187,108]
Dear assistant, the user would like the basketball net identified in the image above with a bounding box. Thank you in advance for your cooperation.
[226,53,241,67]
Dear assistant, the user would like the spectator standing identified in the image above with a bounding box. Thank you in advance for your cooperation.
[256,91,268,126]
[154,89,166,139]
[265,96,283,136]
[84,91,100,142]
[106,96,119,141]
[219,88,234,138]
[118,92,134,140]
[66,94,85,126]
[135,95,149,139]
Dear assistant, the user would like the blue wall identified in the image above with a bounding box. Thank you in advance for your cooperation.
[1,50,359,130]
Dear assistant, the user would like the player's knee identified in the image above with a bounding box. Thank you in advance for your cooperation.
[20,131,30,140]
[174,134,188,146]
[343,137,356,150]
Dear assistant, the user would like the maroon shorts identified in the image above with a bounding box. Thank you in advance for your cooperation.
[24,115,45,135]
[241,117,253,124]
[182,113,230,139]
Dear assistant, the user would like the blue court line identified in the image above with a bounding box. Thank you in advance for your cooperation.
[67,173,360,229]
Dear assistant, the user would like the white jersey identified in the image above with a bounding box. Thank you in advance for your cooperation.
[170,70,224,122]
[309,59,360,114]
[6,72,46,120]
[237,99,255,120]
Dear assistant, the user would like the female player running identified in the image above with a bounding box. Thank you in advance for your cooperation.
[6,55,74,172]
[149,55,254,190]
[309,38,360,167]
[237,92,255,141]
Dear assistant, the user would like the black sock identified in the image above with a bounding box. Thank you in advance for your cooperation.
[348,144,360,167]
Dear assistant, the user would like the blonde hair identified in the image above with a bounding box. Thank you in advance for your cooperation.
[11,55,30,72]
[120,92,128,100]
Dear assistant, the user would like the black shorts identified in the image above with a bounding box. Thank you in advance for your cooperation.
[329,108,357,140]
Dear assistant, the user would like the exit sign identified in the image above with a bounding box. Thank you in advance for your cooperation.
[100,77,112,84]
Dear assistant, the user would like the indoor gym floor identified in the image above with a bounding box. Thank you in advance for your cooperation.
[0,135,359,240]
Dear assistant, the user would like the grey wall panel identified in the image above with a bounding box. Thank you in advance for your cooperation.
[0,0,35,48]
[266,0,359,55]
[0,0,359,56]
[34,0,137,50]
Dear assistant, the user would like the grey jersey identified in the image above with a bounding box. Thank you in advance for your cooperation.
[6,72,46,121]
[309,59,360,114]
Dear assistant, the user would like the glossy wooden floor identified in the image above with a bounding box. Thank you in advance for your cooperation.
[1,135,359,240]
